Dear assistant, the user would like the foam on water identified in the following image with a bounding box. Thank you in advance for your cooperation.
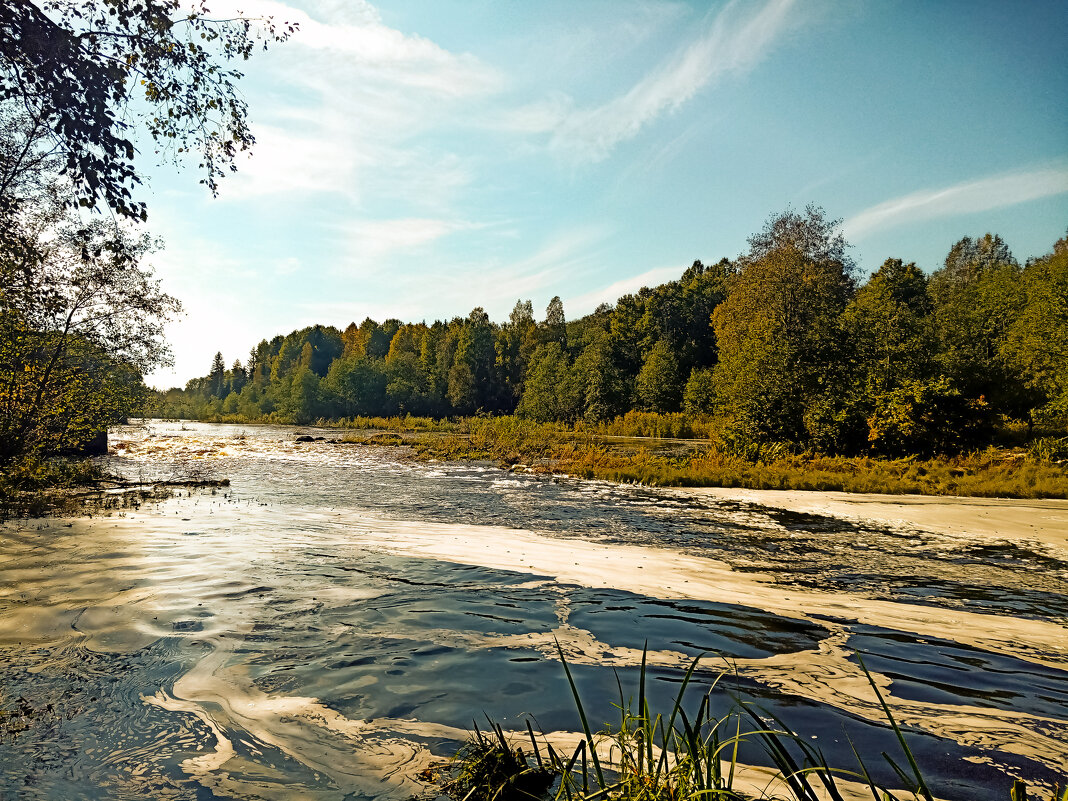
[0,420,1065,799]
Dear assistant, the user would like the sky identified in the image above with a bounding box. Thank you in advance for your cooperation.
[140,0,1068,388]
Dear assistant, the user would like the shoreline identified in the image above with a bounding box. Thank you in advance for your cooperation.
[125,416,1068,499]
[673,486,1068,552]
[7,421,1066,797]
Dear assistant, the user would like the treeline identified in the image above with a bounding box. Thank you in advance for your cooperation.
[148,208,1068,458]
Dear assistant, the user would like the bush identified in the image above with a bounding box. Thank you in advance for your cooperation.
[1029,436,1068,463]
[866,377,992,457]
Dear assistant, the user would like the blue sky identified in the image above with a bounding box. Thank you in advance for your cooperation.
[142,0,1068,387]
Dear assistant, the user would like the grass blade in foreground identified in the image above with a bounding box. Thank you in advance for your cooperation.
[436,648,1013,801]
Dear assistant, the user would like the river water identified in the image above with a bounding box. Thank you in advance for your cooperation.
[0,420,1065,800]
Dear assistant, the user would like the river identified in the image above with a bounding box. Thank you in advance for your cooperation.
[0,420,1065,800]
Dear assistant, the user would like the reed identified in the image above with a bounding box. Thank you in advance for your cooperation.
[438,647,1067,801]
[403,417,1068,498]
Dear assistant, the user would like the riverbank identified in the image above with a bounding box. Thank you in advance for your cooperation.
[0,455,230,519]
[3,419,1063,799]
[679,487,1068,551]
[359,416,1068,499]
[146,413,1068,498]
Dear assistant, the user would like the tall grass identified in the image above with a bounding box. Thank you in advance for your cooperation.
[0,457,112,517]
[403,417,1068,498]
[438,647,1066,801]
[144,410,1068,497]
[580,412,717,440]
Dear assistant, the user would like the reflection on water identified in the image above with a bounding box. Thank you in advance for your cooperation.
[0,420,1065,800]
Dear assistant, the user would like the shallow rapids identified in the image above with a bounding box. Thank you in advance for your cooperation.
[0,420,1065,800]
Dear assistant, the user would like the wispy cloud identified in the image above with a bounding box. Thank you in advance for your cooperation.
[300,223,613,329]
[842,165,1068,238]
[207,0,501,96]
[218,122,364,201]
[567,265,684,315]
[548,0,800,162]
[206,0,500,202]
[344,217,475,265]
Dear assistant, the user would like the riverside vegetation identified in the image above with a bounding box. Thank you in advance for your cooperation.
[138,411,1068,499]
[1,1,292,496]
[435,647,1065,801]
[144,209,1068,497]
[394,414,1068,498]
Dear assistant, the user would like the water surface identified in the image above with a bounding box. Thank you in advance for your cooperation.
[1,420,1065,800]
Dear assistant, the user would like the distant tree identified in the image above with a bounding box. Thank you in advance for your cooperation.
[833,258,937,453]
[341,322,362,357]
[419,321,448,402]
[229,359,247,395]
[572,334,628,423]
[929,233,1030,419]
[237,383,264,418]
[270,325,342,381]
[1001,233,1068,428]
[517,343,580,423]
[683,367,716,417]
[360,318,393,360]
[542,296,567,350]
[678,258,732,369]
[745,204,854,269]
[430,320,463,406]
[866,377,991,457]
[712,207,855,445]
[386,323,428,363]
[843,259,932,395]
[384,352,432,415]
[608,292,646,380]
[284,365,321,424]
[448,308,498,413]
[496,299,536,404]
[248,340,274,387]
[209,351,226,398]
[932,233,1017,303]
[636,340,682,413]
[323,355,387,417]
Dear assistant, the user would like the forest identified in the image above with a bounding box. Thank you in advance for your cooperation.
[149,207,1068,460]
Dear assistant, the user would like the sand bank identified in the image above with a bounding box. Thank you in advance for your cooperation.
[355,516,1068,665]
[673,487,1068,552]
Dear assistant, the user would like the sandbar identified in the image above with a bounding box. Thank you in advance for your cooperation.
[674,487,1068,552]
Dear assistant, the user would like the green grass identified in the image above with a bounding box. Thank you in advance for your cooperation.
[0,456,113,517]
[579,411,718,440]
[399,416,1068,498]
[436,647,1067,801]
[145,410,1068,497]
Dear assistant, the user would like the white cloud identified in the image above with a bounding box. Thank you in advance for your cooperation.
[201,0,499,202]
[208,0,501,96]
[218,123,363,201]
[295,224,612,331]
[842,165,1068,239]
[567,265,684,315]
[469,225,614,306]
[496,93,575,134]
[275,256,302,275]
[548,0,799,162]
[344,217,474,264]
[142,242,269,388]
